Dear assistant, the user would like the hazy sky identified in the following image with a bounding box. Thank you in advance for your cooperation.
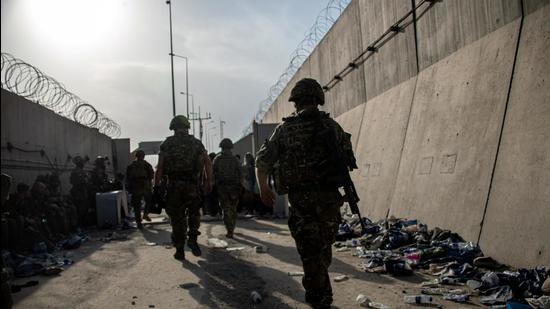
[1,0,330,152]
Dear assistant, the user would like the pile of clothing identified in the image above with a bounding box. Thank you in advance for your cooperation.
[335,215,550,307]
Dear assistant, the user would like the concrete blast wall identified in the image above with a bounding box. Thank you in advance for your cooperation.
[262,0,550,266]
[1,89,114,195]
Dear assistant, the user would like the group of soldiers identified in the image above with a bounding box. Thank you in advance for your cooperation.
[151,77,355,308]
[1,77,353,309]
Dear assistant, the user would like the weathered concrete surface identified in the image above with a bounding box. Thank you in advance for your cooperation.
[479,4,550,267]
[352,77,417,220]
[416,0,521,70]
[524,0,550,14]
[1,90,114,194]
[334,102,366,150]
[389,20,521,242]
[323,0,366,117]
[358,0,418,101]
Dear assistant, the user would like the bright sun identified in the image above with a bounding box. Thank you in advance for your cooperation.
[25,0,122,53]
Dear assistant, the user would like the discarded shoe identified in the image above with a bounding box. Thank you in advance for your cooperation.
[173,247,185,261]
[187,241,202,257]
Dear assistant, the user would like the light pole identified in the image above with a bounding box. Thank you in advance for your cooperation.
[170,54,189,118]
[180,91,195,135]
[220,118,226,139]
[166,0,176,116]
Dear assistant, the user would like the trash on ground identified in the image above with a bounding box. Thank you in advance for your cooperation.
[334,275,348,282]
[356,294,370,307]
[443,293,470,302]
[226,246,246,252]
[250,290,262,304]
[146,242,157,246]
[404,295,434,304]
[255,245,268,253]
[207,238,228,249]
[287,271,304,276]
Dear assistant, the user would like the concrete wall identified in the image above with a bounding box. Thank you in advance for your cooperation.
[1,89,114,194]
[259,0,550,266]
[478,4,550,267]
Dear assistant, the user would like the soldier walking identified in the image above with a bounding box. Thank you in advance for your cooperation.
[126,150,154,229]
[155,115,213,261]
[213,138,242,238]
[255,78,355,308]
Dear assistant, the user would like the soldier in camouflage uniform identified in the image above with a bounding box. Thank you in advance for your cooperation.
[126,150,154,229]
[155,115,213,261]
[256,78,354,308]
[213,138,242,238]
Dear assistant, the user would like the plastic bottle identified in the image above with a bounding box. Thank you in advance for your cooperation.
[250,291,262,304]
[403,295,433,304]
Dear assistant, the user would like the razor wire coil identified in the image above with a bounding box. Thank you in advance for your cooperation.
[245,0,440,136]
[1,53,121,137]
[243,0,352,135]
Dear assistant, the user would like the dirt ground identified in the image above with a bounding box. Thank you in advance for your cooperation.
[11,216,483,308]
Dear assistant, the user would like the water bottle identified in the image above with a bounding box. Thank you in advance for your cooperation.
[250,291,262,304]
[404,295,433,304]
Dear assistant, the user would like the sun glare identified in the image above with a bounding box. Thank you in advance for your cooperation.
[25,0,121,53]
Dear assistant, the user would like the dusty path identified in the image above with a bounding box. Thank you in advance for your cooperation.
[12,217,481,308]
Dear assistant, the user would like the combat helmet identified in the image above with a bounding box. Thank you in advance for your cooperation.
[219,138,233,149]
[288,78,325,106]
[169,115,191,130]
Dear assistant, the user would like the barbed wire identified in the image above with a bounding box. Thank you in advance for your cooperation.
[1,53,121,137]
[243,0,351,135]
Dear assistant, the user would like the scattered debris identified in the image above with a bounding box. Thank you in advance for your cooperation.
[334,275,349,282]
[404,295,434,304]
[255,245,268,253]
[356,294,370,307]
[42,266,64,276]
[250,290,262,304]
[146,242,157,246]
[287,271,304,276]
[226,246,246,252]
[207,238,228,249]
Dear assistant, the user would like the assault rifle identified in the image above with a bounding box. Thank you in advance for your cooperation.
[318,124,368,235]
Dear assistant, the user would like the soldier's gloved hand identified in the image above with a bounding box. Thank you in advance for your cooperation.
[259,187,275,208]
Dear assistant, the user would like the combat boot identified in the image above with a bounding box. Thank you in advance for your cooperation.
[187,238,201,257]
[173,247,185,261]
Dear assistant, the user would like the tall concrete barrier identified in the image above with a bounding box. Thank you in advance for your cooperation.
[358,0,418,101]
[1,90,114,194]
[352,77,417,219]
[259,0,549,266]
[415,0,521,71]
[389,20,521,242]
[478,4,550,267]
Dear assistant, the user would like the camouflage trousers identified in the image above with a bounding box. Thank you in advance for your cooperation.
[130,187,152,224]
[287,189,343,306]
[217,185,241,234]
[165,181,201,248]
